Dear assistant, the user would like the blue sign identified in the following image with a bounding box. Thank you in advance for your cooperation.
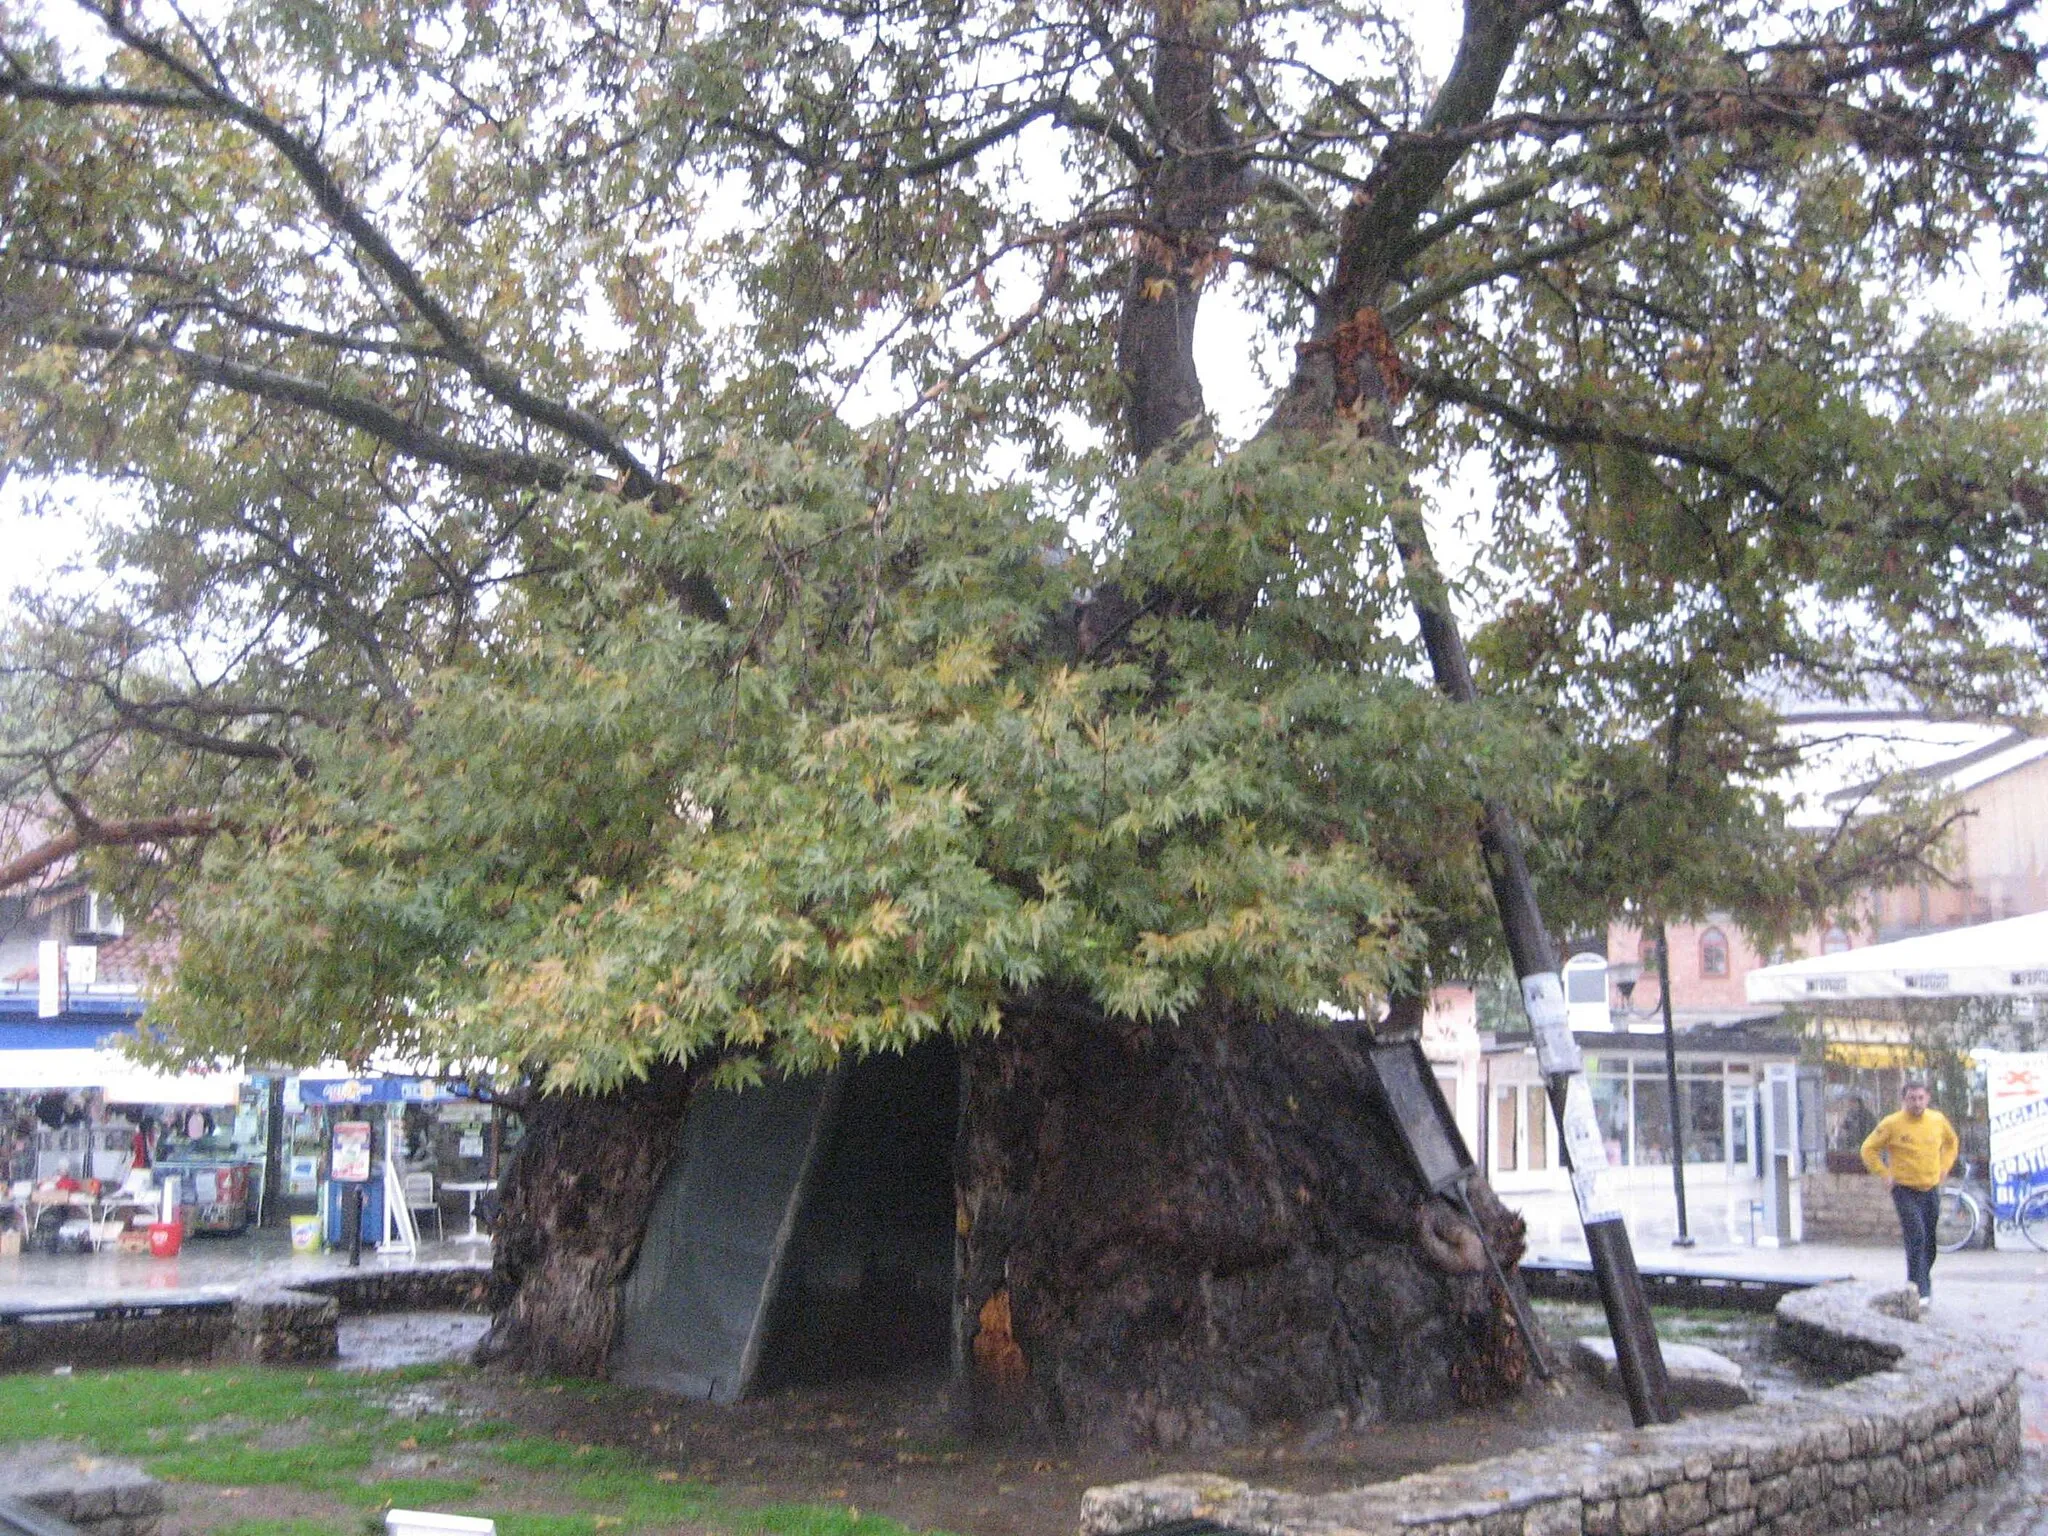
[296,1075,469,1106]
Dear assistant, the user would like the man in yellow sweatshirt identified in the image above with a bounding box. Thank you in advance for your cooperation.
[1860,1081,1960,1301]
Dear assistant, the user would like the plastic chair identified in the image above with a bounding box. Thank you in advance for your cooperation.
[402,1172,444,1240]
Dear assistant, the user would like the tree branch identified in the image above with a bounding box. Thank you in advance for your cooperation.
[95,686,311,775]
[1384,218,1637,334]
[1409,367,1789,505]
[23,316,587,494]
[0,811,221,892]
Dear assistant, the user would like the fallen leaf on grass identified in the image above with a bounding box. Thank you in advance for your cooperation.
[655,1471,679,1483]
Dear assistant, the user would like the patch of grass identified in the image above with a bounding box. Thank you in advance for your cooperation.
[561,1470,718,1524]
[489,1437,639,1474]
[0,1369,370,1460]
[145,1441,378,1487]
[495,1517,601,1536]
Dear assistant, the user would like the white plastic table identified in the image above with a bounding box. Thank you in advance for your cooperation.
[442,1179,497,1243]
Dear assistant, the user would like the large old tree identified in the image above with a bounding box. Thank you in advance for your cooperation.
[4,0,2046,1443]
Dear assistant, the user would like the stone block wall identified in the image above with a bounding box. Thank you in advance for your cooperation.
[222,1287,340,1364]
[0,1446,164,1536]
[0,1307,233,1373]
[293,1262,490,1314]
[1079,1281,2021,1536]
[1798,1171,1897,1245]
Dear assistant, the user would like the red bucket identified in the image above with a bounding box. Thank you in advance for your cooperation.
[147,1222,183,1258]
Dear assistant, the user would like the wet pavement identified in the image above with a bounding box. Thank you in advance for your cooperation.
[0,1223,490,1308]
[338,1309,492,1369]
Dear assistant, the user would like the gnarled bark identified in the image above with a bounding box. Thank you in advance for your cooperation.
[956,991,1529,1448]
[475,1061,697,1376]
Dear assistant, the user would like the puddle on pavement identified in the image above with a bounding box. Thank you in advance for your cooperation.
[338,1310,491,1371]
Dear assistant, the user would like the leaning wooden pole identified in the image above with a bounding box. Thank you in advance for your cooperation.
[1392,508,1675,1427]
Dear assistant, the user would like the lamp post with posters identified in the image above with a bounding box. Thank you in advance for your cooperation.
[1610,925,1695,1248]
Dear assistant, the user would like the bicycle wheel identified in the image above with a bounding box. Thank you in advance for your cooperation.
[1936,1187,1981,1253]
[2019,1187,2048,1253]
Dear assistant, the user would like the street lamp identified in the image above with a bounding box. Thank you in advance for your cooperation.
[1611,933,1696,1248]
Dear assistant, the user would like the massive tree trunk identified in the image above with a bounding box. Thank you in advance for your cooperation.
[956,992,1529,1448]
[479,0,1544,1433]
[475,1060,697,1376]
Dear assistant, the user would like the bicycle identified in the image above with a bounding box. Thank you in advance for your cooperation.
[1936,1183,1984,1253]
[2016,1184,2048,1253]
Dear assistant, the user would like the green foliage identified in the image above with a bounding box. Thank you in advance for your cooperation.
[2,0,2044,1089]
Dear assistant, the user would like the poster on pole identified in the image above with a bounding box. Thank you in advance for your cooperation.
[332,1120,374,1183]
[1982,1051,2048,1221]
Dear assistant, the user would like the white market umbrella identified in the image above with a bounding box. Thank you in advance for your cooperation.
[1746,911,2048,1004]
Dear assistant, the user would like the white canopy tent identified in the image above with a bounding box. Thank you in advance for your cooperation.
[1746,911,2048,1004]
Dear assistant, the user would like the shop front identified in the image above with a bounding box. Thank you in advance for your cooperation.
[1479,1024,1813,1249]
[287,1073,512,1253]
[0,995,265,1250]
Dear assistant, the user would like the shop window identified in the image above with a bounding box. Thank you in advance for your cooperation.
[1638,934,1662,973]
[1493,1085,1519,1172]
[1683,1079,1725,1162]
[1525,1086,1549,1171]
[1565,962,1609,1004]
[1700,926,1730,977]
[1589,1072,1630,1165]
[1632,1077,1673,1165]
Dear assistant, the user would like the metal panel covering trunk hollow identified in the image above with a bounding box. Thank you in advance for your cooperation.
[609,1069,840,1402]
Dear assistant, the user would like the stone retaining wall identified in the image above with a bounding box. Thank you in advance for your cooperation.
[1797,1172,1899,1245]
[222,1286,341,1364]
[0,1306,233,1373]
[0,1259,488,1374]
[292,1261,491,1314]
[1079,1281,2021,1536]
[1,1446,164,1536]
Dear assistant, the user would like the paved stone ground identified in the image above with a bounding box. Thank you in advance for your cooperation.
[1839,1449,2048,1535]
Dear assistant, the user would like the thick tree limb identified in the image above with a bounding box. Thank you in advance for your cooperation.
[25,318,586,495]
[1408,368,1789,505]
[0,811,221,892]
[1322,0,1536,325]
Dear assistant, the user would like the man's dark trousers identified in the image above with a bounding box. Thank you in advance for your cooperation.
[1892,1184,1940,1298]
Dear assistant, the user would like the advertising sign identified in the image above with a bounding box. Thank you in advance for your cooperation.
[1983,1051,2048,1221]
[331,1120,374,1183]
[298,1075,465,1106]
